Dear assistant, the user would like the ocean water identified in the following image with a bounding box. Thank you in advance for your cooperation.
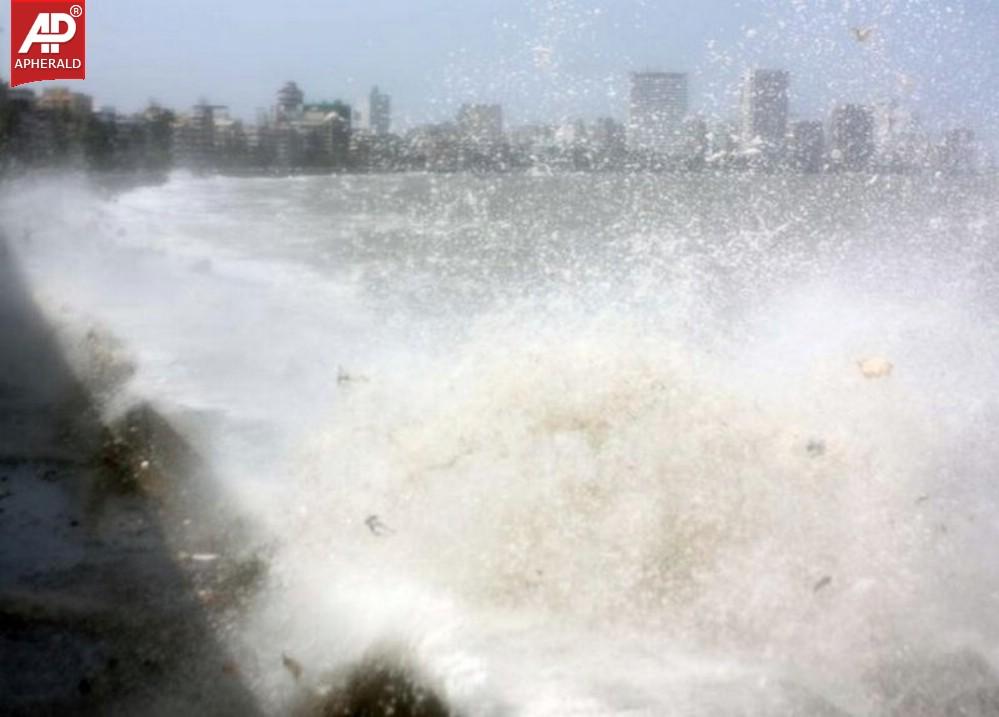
[4,171,999,714]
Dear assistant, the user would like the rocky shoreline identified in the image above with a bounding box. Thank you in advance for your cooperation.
[0,234,454,716]
[0,234,265,715]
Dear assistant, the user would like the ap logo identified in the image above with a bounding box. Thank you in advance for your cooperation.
[9,0,86,87]
[19,13,78,54]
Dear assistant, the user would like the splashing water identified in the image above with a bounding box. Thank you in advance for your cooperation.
[4,171,999,714]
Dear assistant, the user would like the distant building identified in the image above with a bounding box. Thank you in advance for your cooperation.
[457,104,504,145]
[276,81,304,122]
[173,102,225,167]
[301,101,352,167]
[405,122,462,171]
[940,128,976,174]
[37,87,93,116]
[508,123,557,167]
[705,121,740,166]
[828,104,874,171]
[211,109,250,167]
[1,87,38,165]
[682,116,708,168]
[589,117,626,155]
[259,83,354,169]
[553,119,587,148]
[509,123,555,150]
[740,69,789,161]
[872,100,925,171]
[628,71,688,155]
[789,120,825,173]
[367,86,391,136]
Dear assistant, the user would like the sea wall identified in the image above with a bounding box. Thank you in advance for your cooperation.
[0,233,263,716]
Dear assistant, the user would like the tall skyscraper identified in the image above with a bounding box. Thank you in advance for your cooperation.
[740,69,789,158]
[628,72,688,155]
[368,86,391,136]
[872,100,924,170]
[828,104,875,171]
[789,120,825,173]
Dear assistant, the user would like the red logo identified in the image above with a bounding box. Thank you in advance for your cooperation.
[9,0,86,87]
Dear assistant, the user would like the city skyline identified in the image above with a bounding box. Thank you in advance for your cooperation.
[2,0,997,145]
[3,69,986,177]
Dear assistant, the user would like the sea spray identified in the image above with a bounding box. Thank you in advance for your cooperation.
[4,172,999,714]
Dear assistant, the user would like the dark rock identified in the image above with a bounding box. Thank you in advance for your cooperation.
[294,653,452,717]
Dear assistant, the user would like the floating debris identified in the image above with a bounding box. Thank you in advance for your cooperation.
[858,356,893,379]
[190,553,220,563]
[337,366,370,385]
[282,652,304,682]
[813,575,833,593]
[806,439,826,457]
[852,26,875,42]
[365,514,394,536]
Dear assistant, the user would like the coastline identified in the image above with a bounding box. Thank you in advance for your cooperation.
[0,234,264,715]
[0,229,455,716]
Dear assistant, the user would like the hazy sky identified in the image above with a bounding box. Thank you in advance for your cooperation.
[4,0,998,139]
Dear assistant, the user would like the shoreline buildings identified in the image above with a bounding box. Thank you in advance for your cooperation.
[367,87,391,137]
[628,72,689,158]
[0,66,991,175]
[828,104,876,171]
[740,69,790,167]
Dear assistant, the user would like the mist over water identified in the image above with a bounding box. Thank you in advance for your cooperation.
[4,171,999,714]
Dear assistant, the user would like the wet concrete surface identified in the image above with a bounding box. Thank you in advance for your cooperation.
[0,235,264,715]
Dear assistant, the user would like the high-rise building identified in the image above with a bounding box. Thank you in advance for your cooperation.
[173,102,226,167]
[368,87,391,137]
[682,116,708,167]
[627,72,688,154]
[789,120,825,173]
[872,100,924,170]
[828,104,874,171]
[740,69,789,159]
[276,81,304,122]
[301,101,352,167]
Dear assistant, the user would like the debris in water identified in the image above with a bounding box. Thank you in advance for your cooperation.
[858,357,893,379]
[806,439,826,457]
[365,514,393,536]
[852,26,875,42]
[337,366,370,385]
[813,576,833,593]
[190,553,219,563]
[282,652,304,682]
